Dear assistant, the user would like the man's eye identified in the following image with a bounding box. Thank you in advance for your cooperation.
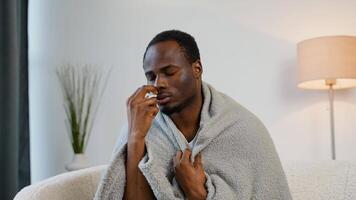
[165,70,176,76]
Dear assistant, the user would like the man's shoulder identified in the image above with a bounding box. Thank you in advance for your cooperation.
[209,86,268,136]
[212,87,260,122]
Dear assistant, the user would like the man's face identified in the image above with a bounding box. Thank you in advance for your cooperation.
[143,40,200,115]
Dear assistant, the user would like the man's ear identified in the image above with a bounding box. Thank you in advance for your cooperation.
[192,60,203,79]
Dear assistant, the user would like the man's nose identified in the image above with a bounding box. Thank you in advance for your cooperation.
[154,75,166,88]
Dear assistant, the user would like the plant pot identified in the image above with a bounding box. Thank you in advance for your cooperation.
[65,153,90,171]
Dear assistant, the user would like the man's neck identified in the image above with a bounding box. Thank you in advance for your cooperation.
[169,88,203,142]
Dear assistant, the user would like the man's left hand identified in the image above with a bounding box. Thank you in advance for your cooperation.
[173,149,207,200]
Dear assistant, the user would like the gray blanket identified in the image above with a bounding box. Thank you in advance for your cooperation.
[94,82,292,200]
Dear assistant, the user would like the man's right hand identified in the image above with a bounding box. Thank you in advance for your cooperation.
[126,85,159,141]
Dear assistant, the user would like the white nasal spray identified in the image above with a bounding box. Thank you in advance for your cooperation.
[145,92,157,99]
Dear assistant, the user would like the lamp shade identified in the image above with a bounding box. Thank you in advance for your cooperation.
[297,36,356,90]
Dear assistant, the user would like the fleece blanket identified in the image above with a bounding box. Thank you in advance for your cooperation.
[94,82,292,200]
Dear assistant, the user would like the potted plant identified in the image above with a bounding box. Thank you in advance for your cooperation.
[56,64,109,171]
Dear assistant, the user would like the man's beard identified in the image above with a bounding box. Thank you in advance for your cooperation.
[159,93,196,116]
[159,105,177,115]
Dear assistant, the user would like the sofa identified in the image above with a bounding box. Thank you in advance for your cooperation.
[14,161,356,200]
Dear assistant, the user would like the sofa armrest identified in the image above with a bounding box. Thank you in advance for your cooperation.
[282,161,356,200]
[14,165,107,200]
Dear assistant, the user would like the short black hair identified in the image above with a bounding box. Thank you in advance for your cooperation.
[143,30,200,64]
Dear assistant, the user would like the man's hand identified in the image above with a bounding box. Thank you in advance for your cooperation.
[126,85,159,141]
[173,149,207,200]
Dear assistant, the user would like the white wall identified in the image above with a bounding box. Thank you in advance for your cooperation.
[29,0,356,183]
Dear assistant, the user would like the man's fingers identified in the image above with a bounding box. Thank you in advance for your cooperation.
[126,87,141,106]
[142,97,158,107]
[137,85,158,99]
[128,85,158,105]
[149,107,159,118]
[182,148,191,162]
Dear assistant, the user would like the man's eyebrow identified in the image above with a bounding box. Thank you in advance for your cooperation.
[161,65,179,71]
[145,65,179,75]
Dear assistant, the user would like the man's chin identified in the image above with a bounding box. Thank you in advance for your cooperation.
[159,105,177,115]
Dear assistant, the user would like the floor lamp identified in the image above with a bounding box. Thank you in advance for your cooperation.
[297,36,356,160]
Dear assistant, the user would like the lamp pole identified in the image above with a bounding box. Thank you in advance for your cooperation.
[326,80,336,160]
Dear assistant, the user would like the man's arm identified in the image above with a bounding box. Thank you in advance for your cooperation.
[123,86,158,200]
[124,137,155,200]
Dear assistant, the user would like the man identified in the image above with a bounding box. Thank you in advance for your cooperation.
[95,30,292,200]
